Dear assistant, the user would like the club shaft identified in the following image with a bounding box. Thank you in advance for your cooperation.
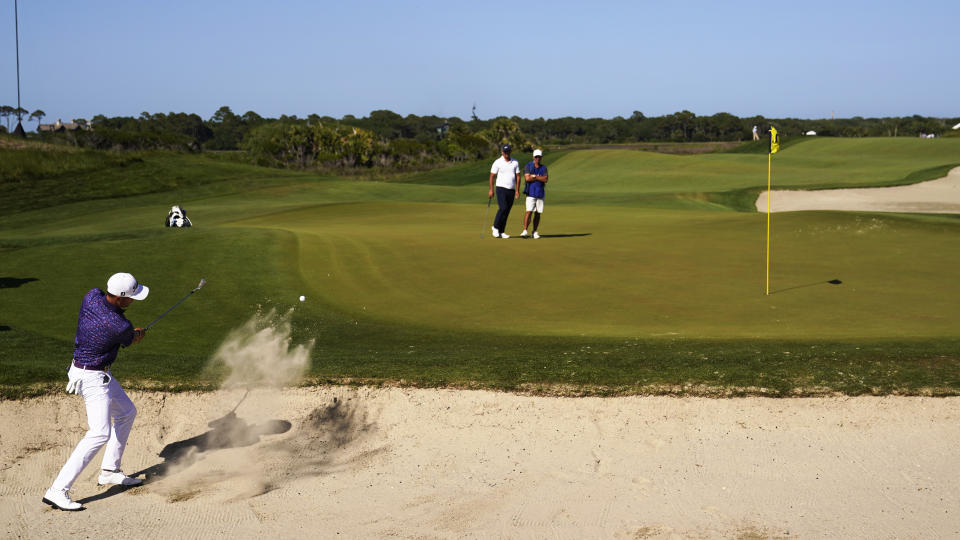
[482,197,492,238]
[230,389,250,414]
[145,284,203,329]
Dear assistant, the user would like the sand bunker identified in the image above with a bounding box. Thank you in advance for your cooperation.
[2,388,958,538]
[757,166,960,214]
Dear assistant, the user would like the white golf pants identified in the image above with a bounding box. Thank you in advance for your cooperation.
[52,365,137,490]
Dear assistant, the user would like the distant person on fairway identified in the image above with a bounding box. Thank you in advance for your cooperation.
[43,273,149,511]
[521,149,548,239]
[488,143,521,238]
[752,125,760,141]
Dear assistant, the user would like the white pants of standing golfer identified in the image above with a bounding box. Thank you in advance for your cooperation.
[51,365,137,490]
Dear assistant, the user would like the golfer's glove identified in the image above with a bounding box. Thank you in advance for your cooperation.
[66,378,82,394]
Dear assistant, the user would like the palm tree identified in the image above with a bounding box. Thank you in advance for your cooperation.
[29,109,45,130]
[0,105,13,131]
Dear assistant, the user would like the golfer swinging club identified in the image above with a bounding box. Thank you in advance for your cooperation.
[43,273,149,511]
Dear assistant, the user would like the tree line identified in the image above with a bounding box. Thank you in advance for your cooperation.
[7,105,958,169]
[0,105,46,132]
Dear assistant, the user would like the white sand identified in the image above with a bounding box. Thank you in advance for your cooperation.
[757,166,960,214]
[2,387,958,538]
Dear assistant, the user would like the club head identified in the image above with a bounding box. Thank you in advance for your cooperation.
[194,278,207,292]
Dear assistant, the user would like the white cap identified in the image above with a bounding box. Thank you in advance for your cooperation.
[106,272,149,300]
[533,149,543,157]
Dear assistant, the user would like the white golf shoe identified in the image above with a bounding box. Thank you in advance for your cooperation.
[532,232,540,239]
[521,230,529,237]
[98,470,143,486]
[500,232,510,239]
[42,487,83,511]
[491,227,500,238]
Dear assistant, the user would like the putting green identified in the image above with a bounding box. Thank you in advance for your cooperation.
[230,201,960,339]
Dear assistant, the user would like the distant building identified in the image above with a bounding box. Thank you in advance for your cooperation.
[37,118,91,132]
[953,122,960,130]
[804,130,817,136]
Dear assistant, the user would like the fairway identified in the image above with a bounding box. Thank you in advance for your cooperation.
[2,137,959,396]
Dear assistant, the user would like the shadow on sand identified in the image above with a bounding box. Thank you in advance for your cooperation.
[78,412,291,505]
[77,411,292,504]
[141,414,292,481]
[78,395,382,506]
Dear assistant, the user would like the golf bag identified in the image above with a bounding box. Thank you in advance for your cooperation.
[165,205,192,228]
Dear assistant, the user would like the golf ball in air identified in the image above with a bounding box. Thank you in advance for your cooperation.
[299,295,306,302]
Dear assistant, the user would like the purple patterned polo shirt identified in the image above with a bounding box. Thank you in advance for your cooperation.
[73,288,135,369]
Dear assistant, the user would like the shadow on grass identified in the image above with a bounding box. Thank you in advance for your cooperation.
[0,277,38,289]
[773,279,842,294]
[532,233,592,238]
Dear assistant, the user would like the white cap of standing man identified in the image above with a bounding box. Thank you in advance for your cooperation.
[107,272,149,300]
[533,149,543,157]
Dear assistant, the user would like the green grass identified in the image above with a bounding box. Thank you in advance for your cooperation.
[0,149,325,216]
[231,203,959,339]
[2,137,959,399]
[549,138,960,195]
[0,145,139,184]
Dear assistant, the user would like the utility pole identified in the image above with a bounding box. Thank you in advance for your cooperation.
[13,0,27,138]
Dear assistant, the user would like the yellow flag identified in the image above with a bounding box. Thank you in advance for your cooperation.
[769,126,780,154]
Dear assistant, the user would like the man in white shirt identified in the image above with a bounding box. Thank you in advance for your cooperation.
[487,144,521,238]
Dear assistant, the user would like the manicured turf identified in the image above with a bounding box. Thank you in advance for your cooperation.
[234,203,959,340]
[2,137,958,398]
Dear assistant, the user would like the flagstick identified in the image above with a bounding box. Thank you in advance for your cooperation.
[766,152,772,295]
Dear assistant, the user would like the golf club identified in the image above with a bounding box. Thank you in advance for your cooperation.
[228,388,250,415]
[208,388,250,429]
[145,278,206,330]
[482,196,492,238]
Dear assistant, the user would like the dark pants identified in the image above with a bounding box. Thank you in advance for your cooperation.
[493,187,515,233]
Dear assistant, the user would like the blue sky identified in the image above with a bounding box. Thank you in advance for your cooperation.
[3,0,959,126]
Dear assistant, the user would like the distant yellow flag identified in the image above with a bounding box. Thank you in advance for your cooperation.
[769,126,780,154]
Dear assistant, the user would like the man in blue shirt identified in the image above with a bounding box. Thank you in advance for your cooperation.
[43,273,149,511]
[521,149,549,239]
